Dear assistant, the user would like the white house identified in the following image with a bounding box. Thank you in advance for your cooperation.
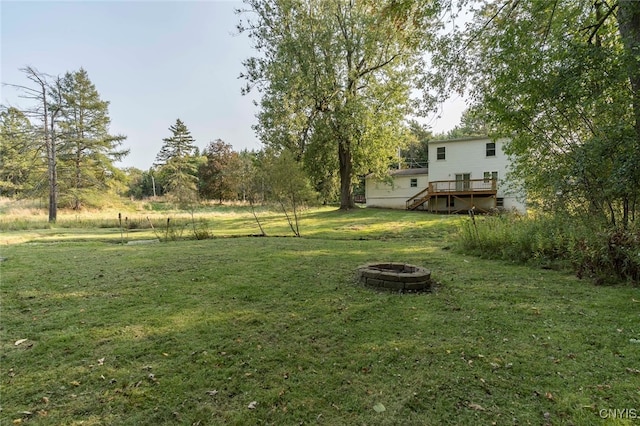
[364,168,429,209]
[365,136,526,213]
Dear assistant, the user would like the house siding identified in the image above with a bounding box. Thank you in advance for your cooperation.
[365,137,526,213]
[428,137,526,212]
[366,172,429,209]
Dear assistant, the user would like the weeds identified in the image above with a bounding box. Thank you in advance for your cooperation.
[457,212,639,284]
[575,228,640,284]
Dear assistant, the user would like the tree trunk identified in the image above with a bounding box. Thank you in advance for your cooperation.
[618,1,640,228]
[42,78,58,223]
[338,138,354,210]
[48,118,57,222]
[618,2,640,141]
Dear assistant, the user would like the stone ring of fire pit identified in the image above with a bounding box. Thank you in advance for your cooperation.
[356,262,432,292]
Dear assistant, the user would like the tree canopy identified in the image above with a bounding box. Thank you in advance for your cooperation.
[199,139,240,202]
[155,119,201,205]
[56,68,128,209]
[0,107,37,197]
[238,0,441,209]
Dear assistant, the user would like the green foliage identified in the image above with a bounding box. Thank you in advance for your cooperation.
[239,0,441,208]
[198,139,240,202]
[0,107,40,197]
[260,149,319,236]
[458,213,581,264]
[190,217,214,240]
[457,212,640,284]
[399,120,431,169]
[574,228,640,285]
[55,68,129,210]
[154,119,201,206]
[442,106,490,139]
[123,167,164,199]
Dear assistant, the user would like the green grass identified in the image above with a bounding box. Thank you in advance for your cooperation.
[1,207,639,425]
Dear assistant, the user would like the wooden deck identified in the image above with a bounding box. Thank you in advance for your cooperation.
[406,179,498,213]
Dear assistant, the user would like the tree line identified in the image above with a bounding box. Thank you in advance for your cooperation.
[0,72,323,216]
[124,119,317,208]
[126,117,435,207]
[1,64,437,217]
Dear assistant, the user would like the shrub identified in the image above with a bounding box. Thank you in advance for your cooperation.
[574,228,640,285]
[456,212,639,284]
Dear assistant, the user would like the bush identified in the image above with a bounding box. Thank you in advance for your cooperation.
[456,212,639,284]
[574,228,640,285]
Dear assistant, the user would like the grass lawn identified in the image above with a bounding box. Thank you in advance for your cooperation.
[1,207,639,425]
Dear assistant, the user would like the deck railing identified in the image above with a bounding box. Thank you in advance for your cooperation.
[406,178,497,210]
[429,178,496,193]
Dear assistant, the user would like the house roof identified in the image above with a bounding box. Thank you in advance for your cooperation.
[389,167,429,176]
[365,167,428,179]
[428,135,490,144]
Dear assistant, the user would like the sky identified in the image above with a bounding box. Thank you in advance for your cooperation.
[1,0,466,171]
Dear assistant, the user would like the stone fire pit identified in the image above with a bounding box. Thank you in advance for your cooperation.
[356,262,432,292]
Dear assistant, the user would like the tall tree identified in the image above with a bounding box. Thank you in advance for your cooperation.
[441,0,640,226]
[155,119,200,204]
[0,107,39,196]
[198,139,239,202]
[238,0,441,209]
[56,68,128,209]
[4,67,63,221]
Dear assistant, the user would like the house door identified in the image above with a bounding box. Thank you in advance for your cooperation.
[455,173,471,191]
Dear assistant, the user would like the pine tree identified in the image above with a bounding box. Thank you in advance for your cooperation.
[155,119,201,204]
[155,119,197,166]
[56,68,128,209]
[0,107,40,196]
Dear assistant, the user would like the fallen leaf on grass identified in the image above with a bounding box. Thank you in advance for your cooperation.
[206,390,218,396]
[626,368,640,374]
[373,403,386,413]
[97,358,105,366]
[14,339,28,346]
[545,392,554,401]
[248,401,258,409]
[468,403,485,411]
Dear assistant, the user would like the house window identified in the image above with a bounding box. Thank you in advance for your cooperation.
[455,173,471,191]
[437,147,446,160]
[483,171,498,182]
[486,142,496,157]
[410,178,418,188]
[496,197,504,208]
